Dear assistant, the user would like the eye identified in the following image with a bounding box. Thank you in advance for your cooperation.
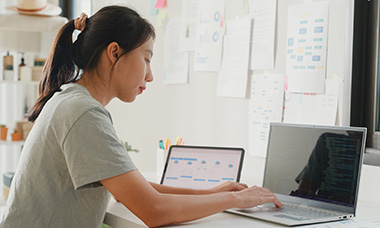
[145,59,151,64]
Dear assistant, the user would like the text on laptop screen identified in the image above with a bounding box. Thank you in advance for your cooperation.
[263,124,365,207]
[161,146,244,190]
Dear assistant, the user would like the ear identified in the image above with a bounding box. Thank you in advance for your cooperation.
[106,42,121,64]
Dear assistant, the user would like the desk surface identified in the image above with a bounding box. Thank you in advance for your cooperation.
[104,172,380,228]
[104,198,380,228]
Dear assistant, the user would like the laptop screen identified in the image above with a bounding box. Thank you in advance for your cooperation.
[160,145,244,189]
[263,123,366,208]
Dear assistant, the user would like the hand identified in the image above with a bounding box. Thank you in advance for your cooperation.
[234,185,283,209]
[208,181,248,194]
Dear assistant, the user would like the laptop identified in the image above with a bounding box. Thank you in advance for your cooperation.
[160,145,244,189]
[227,123,367,226]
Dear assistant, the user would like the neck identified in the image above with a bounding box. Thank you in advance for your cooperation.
[76,70,113,106]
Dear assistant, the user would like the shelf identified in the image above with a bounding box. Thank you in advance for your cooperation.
[0,80,39,86]
[0,140,25,146]
[0,13,68,33]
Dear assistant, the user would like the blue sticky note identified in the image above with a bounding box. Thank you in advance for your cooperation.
[312,55,321,61]
[288,38,294,46]
[314,26,323,33]
[150,0,158,15]
[299,28,307,34]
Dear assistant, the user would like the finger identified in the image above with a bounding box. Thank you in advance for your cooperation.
[266,193,282,206]
[80,12,87,21]
[256,188,283,208]
[273,198,283,208]
[234,183,248,191]
[238,183,249,188]
[250,185,260,190]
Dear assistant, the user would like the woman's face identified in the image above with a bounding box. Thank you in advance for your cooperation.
[112,38,154,102]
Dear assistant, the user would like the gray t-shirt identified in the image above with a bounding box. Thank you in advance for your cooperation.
[0,83,136,228]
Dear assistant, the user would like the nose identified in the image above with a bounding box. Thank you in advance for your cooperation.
[146,66,153,82]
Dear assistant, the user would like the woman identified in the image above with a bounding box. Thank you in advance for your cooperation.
[0,6,282,228]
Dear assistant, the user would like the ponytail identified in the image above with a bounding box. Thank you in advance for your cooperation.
[27,6,155,122]
[27,20,77,122]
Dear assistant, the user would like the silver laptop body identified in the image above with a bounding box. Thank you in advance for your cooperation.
[227,123,367,226]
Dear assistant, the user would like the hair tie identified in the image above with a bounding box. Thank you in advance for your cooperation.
[74,13,88,32]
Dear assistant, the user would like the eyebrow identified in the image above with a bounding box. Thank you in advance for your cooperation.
[146,50,153,58]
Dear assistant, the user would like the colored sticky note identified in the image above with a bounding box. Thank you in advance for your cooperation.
[243,0,248,15]
[156,8,167,28]
[154,0,166,8]
[285,75,288,91]
[150,0,158,15]
[185,23,189,38]
[158,8,167,19]
[297,47,304,53]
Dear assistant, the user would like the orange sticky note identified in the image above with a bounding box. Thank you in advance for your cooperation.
[155,0,166,8]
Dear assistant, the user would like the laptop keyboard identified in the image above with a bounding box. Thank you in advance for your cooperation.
[276,202,342,220]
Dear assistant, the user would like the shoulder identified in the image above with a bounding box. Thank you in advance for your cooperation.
[51,83,111,120]
[36,83,113,139]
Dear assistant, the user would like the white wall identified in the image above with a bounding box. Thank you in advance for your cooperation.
[92,0,350,170]
[99,0,380,206]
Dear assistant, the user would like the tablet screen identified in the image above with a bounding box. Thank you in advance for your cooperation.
[160,145,244,189]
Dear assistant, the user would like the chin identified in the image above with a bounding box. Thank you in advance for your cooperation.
[119,96,136,103]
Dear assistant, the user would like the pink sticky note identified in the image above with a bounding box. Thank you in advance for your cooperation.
[285,75,288,90]
[154,0,167,8]
[220,14,224,27]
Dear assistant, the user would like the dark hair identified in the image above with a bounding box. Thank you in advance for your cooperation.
[27,6,155,122]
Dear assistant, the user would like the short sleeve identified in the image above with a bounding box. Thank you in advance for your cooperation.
[62,107,137,190]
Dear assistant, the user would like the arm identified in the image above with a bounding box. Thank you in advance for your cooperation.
[149,181,249,195]
[101,170,282,228]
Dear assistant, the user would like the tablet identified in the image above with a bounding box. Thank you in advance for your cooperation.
[160,145,245,189]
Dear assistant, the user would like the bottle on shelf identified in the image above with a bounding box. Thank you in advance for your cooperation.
[18,53,25,81]
[19,53,32,81]
[32,57,45,81]
[3,51,14,81]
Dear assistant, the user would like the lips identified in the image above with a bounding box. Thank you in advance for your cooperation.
[139,87,146,94]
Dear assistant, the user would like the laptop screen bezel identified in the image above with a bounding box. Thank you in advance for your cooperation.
[160,145,245,187]
[263,123,367,215]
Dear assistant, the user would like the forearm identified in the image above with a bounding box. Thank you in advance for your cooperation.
[103,171,281,228]
[149,182,212,195]
[151,191,237,227]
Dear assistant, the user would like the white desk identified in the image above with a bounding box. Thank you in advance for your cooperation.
[104,172,380,228]
[104,199,380,228]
